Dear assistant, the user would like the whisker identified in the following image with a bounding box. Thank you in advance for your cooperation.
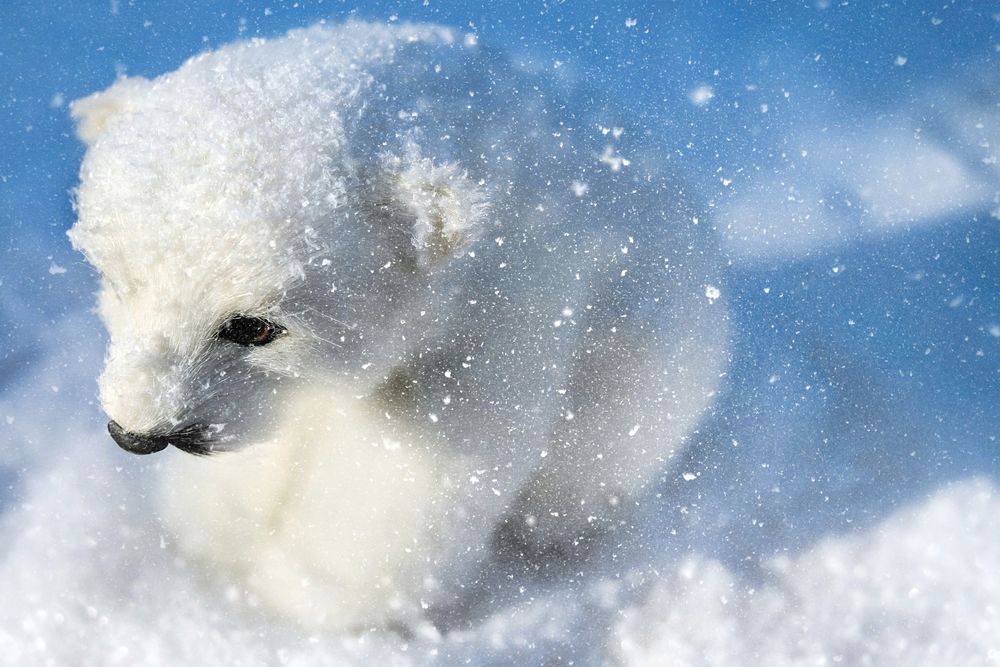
[297,304,354,330]
[309,331,344,350]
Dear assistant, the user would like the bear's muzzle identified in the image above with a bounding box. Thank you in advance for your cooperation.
[108,420,212,455]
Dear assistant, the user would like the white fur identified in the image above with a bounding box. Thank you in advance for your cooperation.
[161,387,474,628]
[69,21,729,630]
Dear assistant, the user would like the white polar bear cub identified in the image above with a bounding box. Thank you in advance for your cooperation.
[69,21,728,630]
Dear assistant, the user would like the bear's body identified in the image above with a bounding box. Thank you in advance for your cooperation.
[69,21,728,629]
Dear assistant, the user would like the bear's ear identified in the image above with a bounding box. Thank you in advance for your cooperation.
[378,148,489,270]
[70,76,151,146]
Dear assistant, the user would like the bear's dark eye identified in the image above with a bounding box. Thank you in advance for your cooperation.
[217,315,286,347]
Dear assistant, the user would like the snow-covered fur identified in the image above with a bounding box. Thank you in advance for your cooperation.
[68,21,728,630]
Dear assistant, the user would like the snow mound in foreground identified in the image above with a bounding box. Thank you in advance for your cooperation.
[1,431,996,666]
[613,478,1000,666]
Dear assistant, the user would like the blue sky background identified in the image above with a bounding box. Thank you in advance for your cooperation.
[4,0,996,269]
[0,2,998,661]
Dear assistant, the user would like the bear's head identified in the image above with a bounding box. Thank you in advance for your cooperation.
[69,45,488,455]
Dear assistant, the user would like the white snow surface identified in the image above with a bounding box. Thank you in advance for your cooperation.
[2,425,998,665]
[613,479,1000,666]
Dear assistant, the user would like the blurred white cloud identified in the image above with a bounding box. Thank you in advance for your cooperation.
[721,70,999,264]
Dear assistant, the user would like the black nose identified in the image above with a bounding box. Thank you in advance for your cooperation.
[107,420,169,455]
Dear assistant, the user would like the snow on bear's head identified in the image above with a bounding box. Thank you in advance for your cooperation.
[69,24,488,454]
